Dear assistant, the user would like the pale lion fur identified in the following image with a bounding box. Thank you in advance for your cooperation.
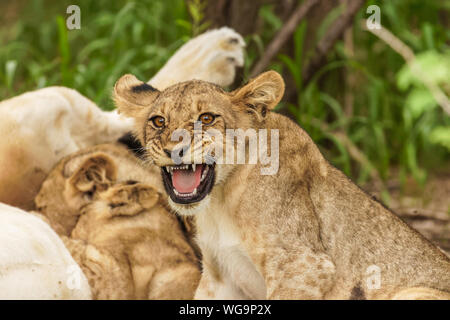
[0,202,91,299]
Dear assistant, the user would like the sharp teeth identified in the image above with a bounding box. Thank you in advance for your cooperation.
[201,166,209,181]
[173,187,198,197]
[192,164,196,172]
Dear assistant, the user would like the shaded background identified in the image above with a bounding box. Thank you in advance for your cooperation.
[0,0,449,251]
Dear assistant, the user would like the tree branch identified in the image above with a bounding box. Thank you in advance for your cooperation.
[362,20,450,116]
[302,0,365,84]
[249,0,320,78]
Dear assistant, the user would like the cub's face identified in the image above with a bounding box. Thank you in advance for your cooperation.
[114,71,284,215]
[35,151,117,235]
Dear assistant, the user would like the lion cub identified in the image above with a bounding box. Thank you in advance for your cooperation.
[35,143,200,299]
[114,71,450,300]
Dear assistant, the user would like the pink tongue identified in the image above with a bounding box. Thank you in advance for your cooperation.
[172,165,203,193]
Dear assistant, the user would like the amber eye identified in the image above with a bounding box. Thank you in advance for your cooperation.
[199,113,215,125]
[150,116,165,128]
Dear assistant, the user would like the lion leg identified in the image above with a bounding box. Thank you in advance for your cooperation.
[195,267,247,300]
[263,246,336,300]
[146,263,201,300]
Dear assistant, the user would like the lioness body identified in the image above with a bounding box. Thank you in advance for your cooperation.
[0,202,91,299]
[115,71,450,299]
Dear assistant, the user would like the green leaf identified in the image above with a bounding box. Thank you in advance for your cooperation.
[278,53,301,89]
[421,23,435,50]
[429,126,450,151]
[175,19,192,32]
[397,51,450,90]
[56,15,71,86]
[259,5,282,31]
[405,88,437,119]
[316,4,343,43]
[5,60,17,89]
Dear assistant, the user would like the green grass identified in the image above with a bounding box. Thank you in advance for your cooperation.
[254,0,450,188]
[0,0,190,110]
[0,0,449,190]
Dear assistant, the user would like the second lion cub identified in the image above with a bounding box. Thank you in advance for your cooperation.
[35,143,200,299]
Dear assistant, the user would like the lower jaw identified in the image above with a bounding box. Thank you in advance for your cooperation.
[167,195,212,216]
[161,164,215,205]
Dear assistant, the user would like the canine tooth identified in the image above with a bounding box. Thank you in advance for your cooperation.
[173,188,179,196]
[193,188,197,195]
[192,164,196,172]
[201,167,208,181]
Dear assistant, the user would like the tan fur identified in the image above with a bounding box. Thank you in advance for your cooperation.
[35,143,200,299]
[115,71,450,300]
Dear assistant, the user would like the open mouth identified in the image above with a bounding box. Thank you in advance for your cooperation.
[161,163,215,204]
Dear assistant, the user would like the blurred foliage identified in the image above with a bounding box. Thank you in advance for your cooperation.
[0,0,449,188]
[0,0,191,109]
[256,0,450,187]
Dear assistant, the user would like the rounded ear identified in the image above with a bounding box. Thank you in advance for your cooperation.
[113,74,160,117]
[231,71,285,120]
[66,153,117,196]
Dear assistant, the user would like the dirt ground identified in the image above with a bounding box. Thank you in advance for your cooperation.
[365,172,450,255]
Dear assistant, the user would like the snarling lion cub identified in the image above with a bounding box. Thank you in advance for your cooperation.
[35,143,200,299]
[114,71,450,300]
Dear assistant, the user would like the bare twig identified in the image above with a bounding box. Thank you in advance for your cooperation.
[249,0,320,78]
[362,21,450,116]
[302,0,365,84]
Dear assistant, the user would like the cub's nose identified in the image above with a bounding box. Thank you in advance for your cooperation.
[164,145,190,160]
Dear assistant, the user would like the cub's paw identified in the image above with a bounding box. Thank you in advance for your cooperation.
[100,182,159,216]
